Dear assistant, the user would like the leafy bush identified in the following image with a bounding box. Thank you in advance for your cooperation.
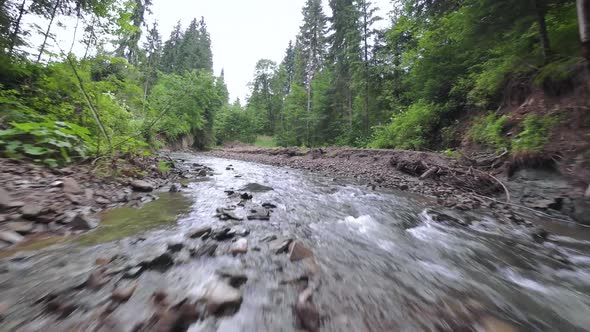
[0,121,96,167]
[468,114,509,149]
[369,101,441,150]
[512,114,557,152]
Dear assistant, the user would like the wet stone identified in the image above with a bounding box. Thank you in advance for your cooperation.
[272,239,293,254]
[211,228,237,241]
[141,252,175,272]
[216,268,248,288]
[188,226,212,239]
[247,208,271,221]
[203,280,242,316]
[289,241,314,262]
[229,238,248,256]
[240,183,274,192]
[262,202,277,209]
[191,242,218,257]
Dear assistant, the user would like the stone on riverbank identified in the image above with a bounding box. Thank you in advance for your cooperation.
[130,180,154,192]
[203,280,242,316]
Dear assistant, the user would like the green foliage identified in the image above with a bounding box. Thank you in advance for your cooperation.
[512,114,557,152]
[468,114,509,150]
[157,159,171,174]
[368,101,442,150]
[533,57,583,88]
[214,102,256,144]
[0,121,96,166]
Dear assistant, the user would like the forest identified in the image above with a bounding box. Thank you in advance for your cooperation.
[0,0,588,166]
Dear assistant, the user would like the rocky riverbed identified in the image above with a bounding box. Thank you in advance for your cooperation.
[1,153,590,331]
[0,154,212,252]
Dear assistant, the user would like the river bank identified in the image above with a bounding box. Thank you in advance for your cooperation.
[0,154,212,251]
[207,146,590,228]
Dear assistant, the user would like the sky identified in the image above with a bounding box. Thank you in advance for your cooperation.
[26,0,392,103]
[148,0,393,102]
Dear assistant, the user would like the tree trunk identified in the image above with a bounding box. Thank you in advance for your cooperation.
[534,0,551,63]
[579,0,590,61]
[306,83,312,146]
[9,0,27,55]
[36,0,60,63]
[363,15,370,136]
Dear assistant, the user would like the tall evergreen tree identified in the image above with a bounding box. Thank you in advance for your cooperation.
[160,20,183,73]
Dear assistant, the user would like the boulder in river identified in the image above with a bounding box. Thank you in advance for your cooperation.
[130,179,154,192]
[240,183,273,192]
[271,238,293,254]
[203,279,242,316]
[289,241,314,262]
[190,242,218,257]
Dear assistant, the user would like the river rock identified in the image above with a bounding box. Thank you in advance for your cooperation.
[230,238,248,256]
[211,228,237,241]
[262,202,277,209]
[271,239,293,254]
[62,177,82,194]
[20,204,42,220]
[240,183,273,192]
[141,252,174,272]
[215,208,242,221]
[198,169,207,177]
[203,280,242,316]
[0,302,7,321]
[95,197,110,205]
[240,192,253,200]
[130,180,154,192]
[572,198,590,225]
[585,185,590,198]
[0,187,12,210]
[5,221,34,234]
[295,287,320,332]
[479,315,518,332]
[70,214,99,230]
[188,226,212,239]
[191,242,218,257]
[111,283,138,302]
[289,241,314,262]
[216,268,248,287]
[247,208,271,221]
[0,230,24,244]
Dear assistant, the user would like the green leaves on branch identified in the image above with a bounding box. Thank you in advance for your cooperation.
[0,121,95,167]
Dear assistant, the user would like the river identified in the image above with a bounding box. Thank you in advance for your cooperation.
[1,153,590,331]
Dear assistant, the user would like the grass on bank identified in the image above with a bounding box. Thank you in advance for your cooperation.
[253,135,277,148]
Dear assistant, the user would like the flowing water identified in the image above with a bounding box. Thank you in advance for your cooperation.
[1,153,590,331]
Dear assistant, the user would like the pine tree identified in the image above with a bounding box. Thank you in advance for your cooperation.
[297,0,328,145]
[115,0,152,65]
[160,20,183,73]
[329,0,361,134]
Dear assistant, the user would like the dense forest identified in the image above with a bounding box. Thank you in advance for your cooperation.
[0,0,588,167]
[239,0,589,151]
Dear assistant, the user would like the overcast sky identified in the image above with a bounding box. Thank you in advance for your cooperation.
[148,0,393,102]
